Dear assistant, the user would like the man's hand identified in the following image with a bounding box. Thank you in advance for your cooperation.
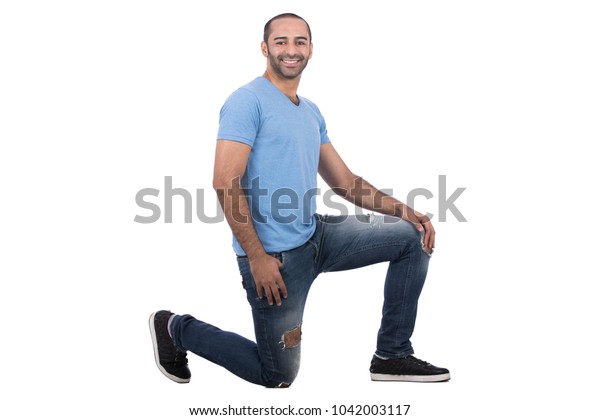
[402,207,436,254]
[249,254,288,306]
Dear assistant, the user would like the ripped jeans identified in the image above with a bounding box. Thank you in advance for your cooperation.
[169,214,431,387]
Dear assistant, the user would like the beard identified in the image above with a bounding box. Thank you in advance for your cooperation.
[267,50,309,80]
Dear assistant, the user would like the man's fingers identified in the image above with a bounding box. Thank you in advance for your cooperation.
[265,287,274,306]
[424,229,432,248]
[259,276,287,306]
[422,222,436,252]
[271,284,282,306]
[277,278,288,300]
[269,276,287,306]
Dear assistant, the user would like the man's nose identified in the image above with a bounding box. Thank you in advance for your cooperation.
[284,43,298,56]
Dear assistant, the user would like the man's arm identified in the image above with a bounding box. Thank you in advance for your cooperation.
[318,142,435,251]
[213,140,287,305]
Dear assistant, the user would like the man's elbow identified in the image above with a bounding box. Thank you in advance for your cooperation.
[212,176,223,192]
[213,173,242,195]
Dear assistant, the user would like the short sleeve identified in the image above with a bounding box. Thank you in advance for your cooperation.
[217,88,261,147]
[309,100,330,145]
[319,116,331,145]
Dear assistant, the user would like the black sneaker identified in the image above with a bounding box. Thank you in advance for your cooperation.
[149,310,191,383]
[370,355,450,382]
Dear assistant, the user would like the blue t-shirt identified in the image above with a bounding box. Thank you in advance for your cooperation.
[217,77,331,255]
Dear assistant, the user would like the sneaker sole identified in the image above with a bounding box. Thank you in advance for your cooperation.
[370,372,451,382]
[149,312,190,384]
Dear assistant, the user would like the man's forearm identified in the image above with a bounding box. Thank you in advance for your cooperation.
[344,176,410,218]
[214,179,266,260]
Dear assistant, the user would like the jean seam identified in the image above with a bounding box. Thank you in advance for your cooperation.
[391,236,423,355]
[394,245,415,351]
[306,240,318,277]
[255,308,276,386]
[311,217,324,276]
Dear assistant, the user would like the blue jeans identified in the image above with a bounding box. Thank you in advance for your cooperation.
[170,214,431,387]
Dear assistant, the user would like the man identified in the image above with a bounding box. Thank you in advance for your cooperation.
[149,13,450,387]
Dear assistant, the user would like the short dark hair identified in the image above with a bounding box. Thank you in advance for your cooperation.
[263,13,312,44]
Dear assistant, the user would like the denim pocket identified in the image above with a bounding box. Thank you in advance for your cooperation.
[270,252,283,264]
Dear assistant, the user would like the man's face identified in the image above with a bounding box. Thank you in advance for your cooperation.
[262,17,313,80]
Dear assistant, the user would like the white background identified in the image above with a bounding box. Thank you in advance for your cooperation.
[1,1,599,418]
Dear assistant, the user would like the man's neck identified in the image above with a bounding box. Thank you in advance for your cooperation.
[263,71,300,105]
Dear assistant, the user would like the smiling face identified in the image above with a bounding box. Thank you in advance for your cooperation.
[262,17,313,80]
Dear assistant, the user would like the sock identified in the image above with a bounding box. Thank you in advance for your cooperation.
[167,314,175,338]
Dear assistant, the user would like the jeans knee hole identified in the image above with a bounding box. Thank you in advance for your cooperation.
[281,326,302,349]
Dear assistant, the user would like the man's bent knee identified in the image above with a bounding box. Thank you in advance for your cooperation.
[262,326,302,388]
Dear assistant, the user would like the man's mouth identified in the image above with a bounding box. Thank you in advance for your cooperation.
[281,57,302,66]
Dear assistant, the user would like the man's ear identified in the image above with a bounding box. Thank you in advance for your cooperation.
[261,41,268,57]
[309,43,313,59]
